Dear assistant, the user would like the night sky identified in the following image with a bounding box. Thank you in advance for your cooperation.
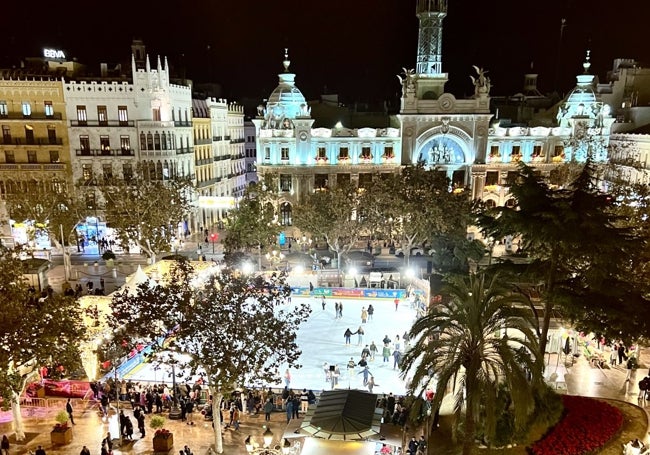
[3,0,649,104]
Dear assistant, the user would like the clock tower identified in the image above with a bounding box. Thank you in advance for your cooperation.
[398,0,492,189]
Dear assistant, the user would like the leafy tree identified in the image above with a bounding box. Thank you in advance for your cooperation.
[476,161,647,353]
[400,271,541,455]
[293,182,367,275]
[223,174,281,270]
[0,247,85,440]
[96,169,193,263]
[4,182,89,280]
[109,259,310,453]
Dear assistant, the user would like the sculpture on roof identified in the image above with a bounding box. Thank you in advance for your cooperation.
[397,68,416,97]
[470,65,491,97]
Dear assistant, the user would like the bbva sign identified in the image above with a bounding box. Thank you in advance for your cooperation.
[43,48,66,59]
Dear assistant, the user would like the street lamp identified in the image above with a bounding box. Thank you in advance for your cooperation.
[265,250,285,271]
[244,428,296,455]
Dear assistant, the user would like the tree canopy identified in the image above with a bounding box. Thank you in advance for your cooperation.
[108,260,311,453]
[0,247,85,440]
[96,170,193,262]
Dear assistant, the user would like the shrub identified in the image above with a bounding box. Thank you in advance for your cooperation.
[149,414,166,430]
[55,410,70,425]
[102,250,116,260]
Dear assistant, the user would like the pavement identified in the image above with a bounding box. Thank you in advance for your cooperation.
[13,237,649,453]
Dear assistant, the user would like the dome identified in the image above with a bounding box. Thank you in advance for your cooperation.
[557,51,602,123]
[261,50,310,128]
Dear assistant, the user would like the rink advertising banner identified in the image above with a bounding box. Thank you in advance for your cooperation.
[291,287,408,300]
[27,380,91,398]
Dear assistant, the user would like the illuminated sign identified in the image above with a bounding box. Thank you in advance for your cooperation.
[43,48,66,59]
[198,196,236,209]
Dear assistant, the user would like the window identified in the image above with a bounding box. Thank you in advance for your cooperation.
[49,150,59,163]
[511,145,521,156]
[100,136,110,154]
[315,174,328,189]
[1,126,10,144]
[485,171,499,186]
[44,101,54,117]
[554,145,564,157]
[82,164,93,181]
[281,147,289,161]
[280,174,292,192]
[22,102,31,117]
[317,147,327,159]
[0,101,7,117]
[97,106,108,126]
[118,106,128,125]
[359,173,373,188]
[27,150,37,163]
[383,146,394,158]
[360,147,371,159]
[154,133,161,150]
[123,163,133,181]
[506,171,518,186]
[452,170,465,188]
[5,151,14,164]
[24,125,34,144]
[120,136,131,155]
[152,107,161,121]
[532,145,543,157]
[147,133,154,150]
[79,135,90,152]
[264,147,270,160]
[102,164,113,182]
[86,192,96,210]
[489,145,500,157]
[339,147,349,159]
[140,132,147,150]
[76,105,87,125]
[161,132,167,150]
[279,202,292,226]
[47,125,57,144]
[338,173,350,186]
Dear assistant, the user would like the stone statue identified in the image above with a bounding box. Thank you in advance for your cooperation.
[470,65,491,96]
[397,68,416,97]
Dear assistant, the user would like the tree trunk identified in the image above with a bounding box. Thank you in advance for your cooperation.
[539,300,553,358]
[210,389,224,453]
[11,390,25,441]
[462,393,475,455]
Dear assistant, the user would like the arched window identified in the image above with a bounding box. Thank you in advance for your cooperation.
[161,132,167,150]
[484,199,497,209]
[280,202,292,226]
[147,133,154,150]
[140,132,147,150]
[156,161,163,181]
[505,198,516,208]
[154,133,161,150]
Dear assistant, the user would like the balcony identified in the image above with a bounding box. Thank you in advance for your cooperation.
[70,120,135,127]
[176,147,193,155]
[195,158,212,166]
[0,137,63,146]
[230,138,245,144]
[194,138,212,145]
[76,148,135,157]
[0,112,63,120]
[0,163,66,171]
[174,120,192,127]
[197,178,217,188]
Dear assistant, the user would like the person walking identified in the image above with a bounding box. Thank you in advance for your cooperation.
[367,375,377,393]
[66,398,75,425]
[344,328,353,345]
[284,369,291,387]
[264,398,274,422]
[369,341,378,361]
[393,348,402,370]
[361,307,368,323]
[339,302,343,318]
[321,296,326,310]
[358,366,371,386]
[367,304,374,321]
[1,435,9,455]
[361,345,371,360]
[35,446,46,455]
[394,297,399,311]
[137,412,146,437]
[80,445,91,455]
[300,389,309,413]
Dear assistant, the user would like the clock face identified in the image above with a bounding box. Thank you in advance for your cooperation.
[441,98,452,109]
[299,132,308,141]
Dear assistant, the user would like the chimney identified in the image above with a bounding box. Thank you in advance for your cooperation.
[100,63,108,77]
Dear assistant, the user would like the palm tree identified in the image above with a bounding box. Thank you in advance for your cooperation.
[400,272,542,455]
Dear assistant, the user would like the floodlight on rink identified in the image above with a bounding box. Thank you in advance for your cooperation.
[293,265,304,274]
[349,267,358,277]
[406,268,415,279]
[242,262,254,275]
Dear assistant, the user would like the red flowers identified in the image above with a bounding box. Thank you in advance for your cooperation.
[530,395,623,455]
[154,429,171,438]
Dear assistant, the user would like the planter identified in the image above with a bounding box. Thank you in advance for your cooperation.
[50,427,72,445]
[153,433,174,452]
[35,388,45,398]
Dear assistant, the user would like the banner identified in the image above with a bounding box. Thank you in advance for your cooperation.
[27,379,91,398]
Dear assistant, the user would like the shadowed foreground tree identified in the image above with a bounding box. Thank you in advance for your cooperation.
[0,247,85,441]
[477,162,648,353]
[400,272,541,455]
[109,259,311,453]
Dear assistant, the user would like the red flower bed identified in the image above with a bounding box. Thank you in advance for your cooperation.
[530,395,623,455]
